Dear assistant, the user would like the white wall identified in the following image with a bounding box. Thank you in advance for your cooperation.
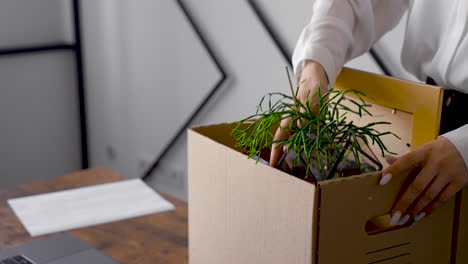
[82,0,412,200]
[0,0,81,188]
[123,0,221,179]
[0,0,74,47]
[81,0,140,178]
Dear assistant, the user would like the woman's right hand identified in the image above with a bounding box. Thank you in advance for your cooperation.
[269,60,330,167]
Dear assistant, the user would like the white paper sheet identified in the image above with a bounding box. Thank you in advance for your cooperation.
[8,179,175,237]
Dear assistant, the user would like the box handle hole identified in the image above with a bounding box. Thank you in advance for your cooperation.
[365,214,412,235]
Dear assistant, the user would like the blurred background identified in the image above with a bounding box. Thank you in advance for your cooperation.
[0,0,418,201]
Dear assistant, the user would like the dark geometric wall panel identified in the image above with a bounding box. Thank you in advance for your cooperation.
[141,0,227,180]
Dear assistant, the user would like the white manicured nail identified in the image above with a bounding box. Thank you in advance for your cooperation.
[380,173,392,186]
[398,214,410,225]
[390,211,402,226]
[414,212,426,222]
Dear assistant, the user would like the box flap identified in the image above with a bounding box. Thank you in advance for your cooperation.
[336,67,443,150]
[191,123,242,151]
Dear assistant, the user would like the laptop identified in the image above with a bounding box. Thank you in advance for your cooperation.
[0,233,118,264]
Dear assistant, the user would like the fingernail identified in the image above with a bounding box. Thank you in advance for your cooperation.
[390,211,402,226]
[398,214,410,225]
[379,173,392,186]
[414,212,426,222]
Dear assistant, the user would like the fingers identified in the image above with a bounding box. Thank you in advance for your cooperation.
[270,117,291,167]
[379,147,429,226]
[379,137,468,226]
[424,183,461,216]
[296,61,329,115]
[389,164,438,225]
[405,174,449,219]
[271,61,328,167]
[384,155,398,165]
[379,148,426,186]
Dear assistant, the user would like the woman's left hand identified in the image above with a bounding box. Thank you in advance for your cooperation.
[380,136,468,226]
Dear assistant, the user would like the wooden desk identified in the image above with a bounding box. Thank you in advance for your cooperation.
[0,168,188,264]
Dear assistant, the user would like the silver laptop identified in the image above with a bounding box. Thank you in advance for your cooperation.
[0,233,118,264]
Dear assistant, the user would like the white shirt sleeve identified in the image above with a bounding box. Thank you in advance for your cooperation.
[442,125,468,168]
[292,0,409,86]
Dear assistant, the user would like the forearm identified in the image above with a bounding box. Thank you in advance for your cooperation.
[292,0,409,87]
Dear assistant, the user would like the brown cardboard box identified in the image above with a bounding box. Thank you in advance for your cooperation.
[454,191,468,264]
[188,68,454,264]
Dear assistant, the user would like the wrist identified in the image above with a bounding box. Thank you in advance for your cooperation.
[302,60,329,84]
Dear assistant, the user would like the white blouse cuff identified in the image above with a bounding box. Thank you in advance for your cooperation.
[292,44,337,89]
[441,124,468,168]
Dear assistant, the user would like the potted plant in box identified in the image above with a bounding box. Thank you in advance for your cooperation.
[230,68,399,183]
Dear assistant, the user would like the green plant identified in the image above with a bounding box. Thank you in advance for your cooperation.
[230,76,400,183]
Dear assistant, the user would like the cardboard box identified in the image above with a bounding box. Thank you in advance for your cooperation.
[454,191,468,264]
[188,68,454,264]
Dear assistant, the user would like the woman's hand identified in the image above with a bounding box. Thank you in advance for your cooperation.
[269,60,329,167]
[380,137,468,226]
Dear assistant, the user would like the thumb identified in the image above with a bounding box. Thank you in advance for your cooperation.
[270,117,291,167]
[384,155,398,165]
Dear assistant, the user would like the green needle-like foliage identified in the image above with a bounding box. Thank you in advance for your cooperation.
[230,85,400,181]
